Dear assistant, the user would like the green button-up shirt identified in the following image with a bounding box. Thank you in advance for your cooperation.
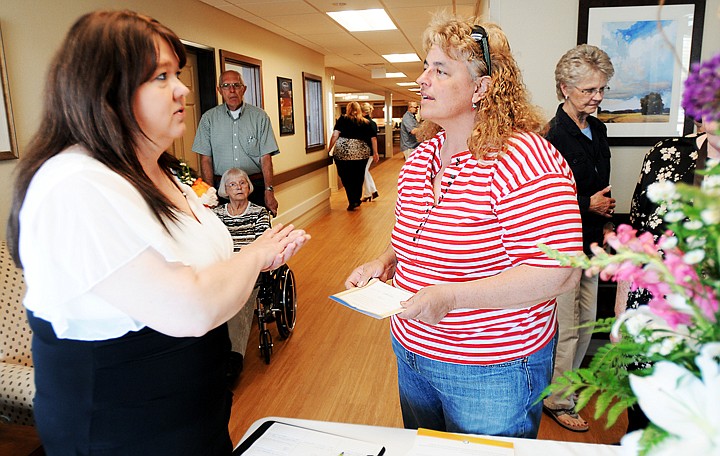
[192,102,279,176]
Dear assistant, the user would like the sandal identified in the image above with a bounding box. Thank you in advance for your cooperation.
[542,405,589,432]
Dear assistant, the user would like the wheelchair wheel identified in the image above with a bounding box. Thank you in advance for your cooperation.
[259,329,272,364]
[274,266,297,340]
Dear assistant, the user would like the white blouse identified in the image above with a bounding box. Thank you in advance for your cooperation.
[19,146,233,340]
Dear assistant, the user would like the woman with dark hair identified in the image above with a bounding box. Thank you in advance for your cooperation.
[327,101,377,211]
[7,10,308,455]
[344,14,582,438]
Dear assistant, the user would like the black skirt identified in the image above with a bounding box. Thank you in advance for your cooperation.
[27,311,233,456]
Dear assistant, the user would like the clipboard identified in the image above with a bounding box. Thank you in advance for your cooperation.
[234,420,386,455]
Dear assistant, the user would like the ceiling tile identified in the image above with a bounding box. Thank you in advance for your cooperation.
[198,0,487,102]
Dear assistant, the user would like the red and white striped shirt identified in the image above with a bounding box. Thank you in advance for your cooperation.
[390,130,583,365]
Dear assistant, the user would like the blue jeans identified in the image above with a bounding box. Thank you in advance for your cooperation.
[391,332,557,438]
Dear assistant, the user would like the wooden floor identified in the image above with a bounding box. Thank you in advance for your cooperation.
[228,151,627,447]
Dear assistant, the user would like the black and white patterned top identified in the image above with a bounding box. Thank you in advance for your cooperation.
[626,132,706,308]
[212,202,270,252]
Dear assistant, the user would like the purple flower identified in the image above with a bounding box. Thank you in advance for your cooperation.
[682,52,720,123]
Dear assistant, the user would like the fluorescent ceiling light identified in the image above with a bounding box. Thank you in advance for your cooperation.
[327,9,396,32]
[397,82,418,87]
[408,88,421,92]
[385,72,406,78]
[383,53,420,63]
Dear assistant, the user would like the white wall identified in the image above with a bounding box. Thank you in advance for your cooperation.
[488,0,720,213]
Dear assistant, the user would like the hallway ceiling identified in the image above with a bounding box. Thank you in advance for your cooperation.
[199,0,484,103]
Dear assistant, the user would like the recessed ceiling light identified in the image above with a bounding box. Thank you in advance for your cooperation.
[327,9,396,32]
[397,82,418,87]
[385,72,406,78]
[383,53,420,63]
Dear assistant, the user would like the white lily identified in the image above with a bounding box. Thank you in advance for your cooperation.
[626,354,720,454]
[611,307,679,342]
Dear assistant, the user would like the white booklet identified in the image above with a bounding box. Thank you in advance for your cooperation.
[330,279,413,319]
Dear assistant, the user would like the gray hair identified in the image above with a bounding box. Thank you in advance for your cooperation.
[217,167,253,198]
[218,70,244,87]
[554,44,614,101]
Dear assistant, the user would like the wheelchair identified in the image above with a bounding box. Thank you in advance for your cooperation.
[255,264,297,364]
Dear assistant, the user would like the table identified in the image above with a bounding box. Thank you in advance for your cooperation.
[0,423,45,456]
[239,417,622,455]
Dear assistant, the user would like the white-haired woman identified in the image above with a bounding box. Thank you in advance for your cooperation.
[212,167,271,382]
[542,44,616,433]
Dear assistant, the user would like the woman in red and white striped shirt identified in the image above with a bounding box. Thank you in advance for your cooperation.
[345,14,583,439]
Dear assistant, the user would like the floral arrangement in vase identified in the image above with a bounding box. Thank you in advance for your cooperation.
[540,51,720,455]
[175,161,218,208]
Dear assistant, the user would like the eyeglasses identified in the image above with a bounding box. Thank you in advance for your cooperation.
[220,82,244,90]
[470,25,492,76]
[575,86,610,96]
[225,181,248,189]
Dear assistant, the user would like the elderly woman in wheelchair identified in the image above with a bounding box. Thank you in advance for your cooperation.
[213,168,297,376]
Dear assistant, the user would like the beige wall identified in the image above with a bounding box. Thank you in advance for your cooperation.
[0,0,331,238]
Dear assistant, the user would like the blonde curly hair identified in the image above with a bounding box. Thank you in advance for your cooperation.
[421,14,545,159]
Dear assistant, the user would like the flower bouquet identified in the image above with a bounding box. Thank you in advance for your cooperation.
[540,51,720,455]
[540,162,720,454]
[175,161,218,208]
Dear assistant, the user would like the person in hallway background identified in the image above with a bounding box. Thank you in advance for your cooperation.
[400,101,421,160]
[344,14,582,438]
[328,101,377,211]
[213,167,271,384]
[361,102,380,202]
[193,70,280,216]
[6,10,309,455]
[614,117,719,433]
[542,44,616,433]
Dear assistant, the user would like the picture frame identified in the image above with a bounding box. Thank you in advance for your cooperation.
[277,77,294,136]
[577,0,705,146]
[0,24,18,160]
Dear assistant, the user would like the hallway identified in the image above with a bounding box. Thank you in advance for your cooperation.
[228,152,627,447]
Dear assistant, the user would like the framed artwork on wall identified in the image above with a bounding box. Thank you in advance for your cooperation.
[0,24,18,160]
[277,77,294,136]
[578,0,705,146]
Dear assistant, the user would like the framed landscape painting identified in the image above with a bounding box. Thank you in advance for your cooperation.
[578,0,705,146]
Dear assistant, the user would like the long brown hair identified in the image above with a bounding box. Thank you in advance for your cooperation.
[344,101,369,124]
[421,14,545,159]
[7,10,187,266]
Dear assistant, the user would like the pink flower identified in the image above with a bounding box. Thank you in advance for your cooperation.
[694,290,719,322]
[648,296,693,328]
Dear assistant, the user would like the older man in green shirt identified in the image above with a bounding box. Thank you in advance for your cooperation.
[193,70,280,216]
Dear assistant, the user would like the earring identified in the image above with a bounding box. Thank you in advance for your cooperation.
[472,102,478,110]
